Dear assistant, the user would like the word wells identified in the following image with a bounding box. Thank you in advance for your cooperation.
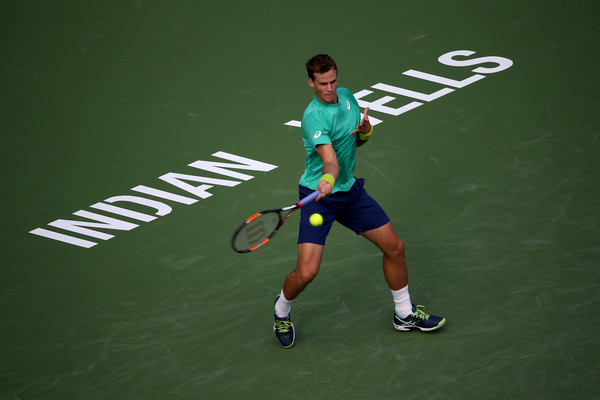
[285,49,513,128]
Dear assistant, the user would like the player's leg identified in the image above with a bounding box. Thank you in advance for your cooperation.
[274,243,324,348]
[360,222,413,318]
[360,221,407,290]
[275,242,323,317]
[361,221,446,332]
[284,242,324,300]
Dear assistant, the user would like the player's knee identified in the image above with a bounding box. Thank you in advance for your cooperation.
[387,237,405,259]
[296,268,319,286]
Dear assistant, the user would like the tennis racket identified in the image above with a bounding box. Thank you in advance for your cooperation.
[231,189,320,253]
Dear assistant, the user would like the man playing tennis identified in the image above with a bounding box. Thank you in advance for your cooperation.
[273,54,445,348]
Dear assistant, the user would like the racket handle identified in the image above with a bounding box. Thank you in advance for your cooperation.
[298,189,320,207]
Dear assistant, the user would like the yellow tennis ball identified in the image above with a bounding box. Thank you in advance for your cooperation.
[309,213,323,226]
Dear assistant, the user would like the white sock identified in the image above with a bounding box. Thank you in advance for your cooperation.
[391,285,413,318]
[274,289,293,318]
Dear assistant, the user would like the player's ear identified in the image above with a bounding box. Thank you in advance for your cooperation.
[307,78,315,88]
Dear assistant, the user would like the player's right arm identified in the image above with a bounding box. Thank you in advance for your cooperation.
[315,144,338,201]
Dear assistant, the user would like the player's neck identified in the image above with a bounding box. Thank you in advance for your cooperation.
[316,95,338,105]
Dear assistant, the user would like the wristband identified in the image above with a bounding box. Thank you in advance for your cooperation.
[359,125,373,141]
[319,173,336,187]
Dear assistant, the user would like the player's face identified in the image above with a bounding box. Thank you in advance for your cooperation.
[308,69,338,104]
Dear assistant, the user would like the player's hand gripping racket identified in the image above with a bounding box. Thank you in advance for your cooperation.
[231,190,320,253]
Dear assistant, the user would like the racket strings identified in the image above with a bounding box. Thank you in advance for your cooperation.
[232,212,280,251]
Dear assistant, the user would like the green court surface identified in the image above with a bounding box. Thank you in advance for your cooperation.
[2,1,599,399]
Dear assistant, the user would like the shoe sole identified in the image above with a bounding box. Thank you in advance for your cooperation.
[394,317,446,332]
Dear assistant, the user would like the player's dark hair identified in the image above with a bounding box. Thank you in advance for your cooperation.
[306,54,337,80]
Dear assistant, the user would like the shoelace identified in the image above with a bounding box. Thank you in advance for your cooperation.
[275,319,292,333]
[412,305,431,320]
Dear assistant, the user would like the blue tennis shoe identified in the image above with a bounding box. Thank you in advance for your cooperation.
[393,304,446,332]
[273,295,295,348]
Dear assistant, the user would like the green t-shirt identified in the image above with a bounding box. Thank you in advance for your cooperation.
[299,87,360,193]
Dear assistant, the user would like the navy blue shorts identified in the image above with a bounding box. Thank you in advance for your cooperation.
[298,178,390,245]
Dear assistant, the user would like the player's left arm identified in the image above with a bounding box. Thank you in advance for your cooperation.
[351,107,372,147]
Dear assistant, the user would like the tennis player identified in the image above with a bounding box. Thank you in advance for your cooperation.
[273,54,446,348]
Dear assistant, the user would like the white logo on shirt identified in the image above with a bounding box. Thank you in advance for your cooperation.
[346,100,351,110]
[314,131,322,139]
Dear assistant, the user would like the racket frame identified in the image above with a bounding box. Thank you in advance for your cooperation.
[231,190,320,253]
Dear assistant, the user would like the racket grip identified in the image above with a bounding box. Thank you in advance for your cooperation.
[298,189,320,207]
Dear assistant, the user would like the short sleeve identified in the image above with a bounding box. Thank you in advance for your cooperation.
[301,111,332,148]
